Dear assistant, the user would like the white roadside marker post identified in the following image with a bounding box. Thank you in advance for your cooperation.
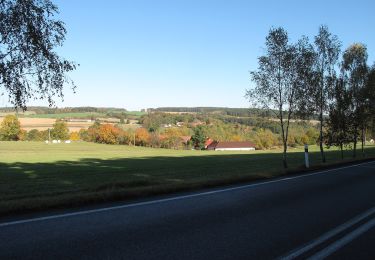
[304,144,309,168]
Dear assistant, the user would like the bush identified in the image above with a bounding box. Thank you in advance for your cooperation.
[97,124,121,144]
[135,128,150,146]
[79,129,89,141]
[18,129,27,141]
[51,120,69,140]
[27,129,43,141]
[0,115,21,141]
[69,131,80,141]
[251,128,279,149]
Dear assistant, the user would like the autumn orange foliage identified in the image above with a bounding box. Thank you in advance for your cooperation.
[97,124,121,144]
[69,131,80,141]
[135,128,149,146]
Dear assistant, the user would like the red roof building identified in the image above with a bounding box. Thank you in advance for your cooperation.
[204,138,214,149]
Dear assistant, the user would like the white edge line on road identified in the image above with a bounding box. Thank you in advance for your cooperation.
[280,206,375,260]
[1,160,374,228]
[307,217,375,260]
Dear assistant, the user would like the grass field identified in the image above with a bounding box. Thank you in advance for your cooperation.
[125,111,147,116]
[1,141,374,216]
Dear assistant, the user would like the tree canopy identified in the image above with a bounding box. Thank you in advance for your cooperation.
[0,0,76,110]
[0,114,21,140]
[247,27,310,168]
[51,119,69,140]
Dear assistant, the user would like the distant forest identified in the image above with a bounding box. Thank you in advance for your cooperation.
[0,106,128,114]
[0,106,320,121]
[151,107,273,117]
[150,107,320,120]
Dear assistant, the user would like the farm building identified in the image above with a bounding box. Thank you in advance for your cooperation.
[207,141,256,151]
[204,138,215,149]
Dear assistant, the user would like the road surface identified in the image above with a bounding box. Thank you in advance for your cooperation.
[1,160,375,259]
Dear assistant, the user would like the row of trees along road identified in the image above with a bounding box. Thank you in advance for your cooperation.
[247,26,374,168]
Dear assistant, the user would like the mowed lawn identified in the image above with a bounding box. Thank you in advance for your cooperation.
[1,141,374,215]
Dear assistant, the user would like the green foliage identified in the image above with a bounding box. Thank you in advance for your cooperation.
[27,129,44,141]
[0,115,21,141]
[79,129,90,142]
[84,121,101,142]
[305,128,319,145]
[325,77,353,158]
[51,120,70,140]
[247,27,311,168]
[191,126,206,150]
[342,43,369,157]
[252,129,279,149]
[17,129,27,141]
[141,112,176,131]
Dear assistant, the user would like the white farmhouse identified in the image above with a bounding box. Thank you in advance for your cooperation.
[208,141,256,151]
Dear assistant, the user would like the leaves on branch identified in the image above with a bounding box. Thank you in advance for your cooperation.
[0,0,77,110]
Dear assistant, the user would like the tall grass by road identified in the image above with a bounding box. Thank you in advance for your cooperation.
[1,141,374,215]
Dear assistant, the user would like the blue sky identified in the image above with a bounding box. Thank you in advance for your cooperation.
[4,0,374,110]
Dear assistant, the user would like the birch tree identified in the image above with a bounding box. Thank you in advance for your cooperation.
[0,0,77,110]
[342,43,368,157]
[308,25,341,163]
[247,27,311,168]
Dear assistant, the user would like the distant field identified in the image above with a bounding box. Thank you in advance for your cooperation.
[0,115,140,132]
[1,141,374,215]
[25,111,146,118]
[126,111,146,116]
[0,117,94,132]
[0,111,36,117]
[26,112,105,119]
[0,110,144,132]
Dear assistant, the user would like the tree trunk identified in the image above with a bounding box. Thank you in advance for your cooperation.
[283,142,288,169]
[340,143,344,159]
[280,122,288,169]
[361,126,365,157]
[279,104,287,169]
[353,125,357,158]
[319,111,326,163]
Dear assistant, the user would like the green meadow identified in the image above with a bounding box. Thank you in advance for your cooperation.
[1,141,374,215]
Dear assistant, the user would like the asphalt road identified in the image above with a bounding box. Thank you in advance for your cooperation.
[1,160,375,259]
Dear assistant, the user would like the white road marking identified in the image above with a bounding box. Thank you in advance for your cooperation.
[0,160,374,228]
[280,206,375,259]
[307,217,375,259]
